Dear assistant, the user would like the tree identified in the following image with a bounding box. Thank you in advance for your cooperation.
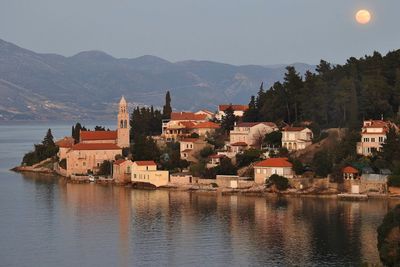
[243,96,258,122]
[312,150,332,177]
[236,149,262,167]
[380,127,400,166]
[22,129,59,166]
[267,174,289,191]
[131,135,161,161]
[98,160,112,176]
[162,91,172,119]
[94,126,106,131]
[220,105,236,134]
[291,158,305,175]
[199,146,214,159]
[377,204,400,266]
[264,131,282,148]
[42,129,55,147]
[71,122,87,143]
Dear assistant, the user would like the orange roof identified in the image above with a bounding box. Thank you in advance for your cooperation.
[180,121,196,129]
[80,131,118,141]
[230,142,248,146]
[180,138,199,143]
[71,143,121,150]
[342,166,358,174]
[134,161,157,166]
[194,121,220,129]
[56,137,74,148]
[219,104,248,112]
[171,112,207,121]
[254,158,293,168]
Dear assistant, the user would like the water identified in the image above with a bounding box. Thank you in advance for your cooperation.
[0,123,397,266]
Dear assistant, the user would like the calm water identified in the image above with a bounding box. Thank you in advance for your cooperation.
[0,124,398,266]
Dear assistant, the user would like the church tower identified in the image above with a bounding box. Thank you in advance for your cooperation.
[117,96,130,148]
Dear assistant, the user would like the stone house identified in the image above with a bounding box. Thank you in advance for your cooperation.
[229,122,278,149]
[131,161,169,187]
[162,112,208,141]
[216,104,248,120]
[356,120,393,156]
[113,159,133,183]
[179,138,210,162]
[281,127,313,151]
[254,157,294,184]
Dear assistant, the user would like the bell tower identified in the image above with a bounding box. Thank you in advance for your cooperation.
[117,96,130,148]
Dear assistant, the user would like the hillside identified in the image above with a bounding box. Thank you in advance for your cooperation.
[0,39,314,121]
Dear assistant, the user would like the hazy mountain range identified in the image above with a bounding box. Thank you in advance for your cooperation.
[0,38,315,121]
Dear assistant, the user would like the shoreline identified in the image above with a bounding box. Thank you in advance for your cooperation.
[11,166,400,199]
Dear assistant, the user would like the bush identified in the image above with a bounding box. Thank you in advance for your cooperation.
[291,158,304,175]
[267,174,289,191]
[199,146,214,159]
[388,175,400,187]
[97,160,112,176]
[377,205,400,266]
[236,149,262,167]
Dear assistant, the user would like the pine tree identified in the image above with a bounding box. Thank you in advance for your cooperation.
[162,91,172,119]
[42,129,55,147]
[220,105,236,134]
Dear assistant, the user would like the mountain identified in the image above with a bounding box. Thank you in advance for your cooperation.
[0,39,315,121]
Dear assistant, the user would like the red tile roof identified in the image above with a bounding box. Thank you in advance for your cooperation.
[219,105,248,112]
[194,121,220,129]
[56,137,74,148]
[230,142,248,146]
[236,122,277,128]
[254,158,293,168]
[71,143,121,150]
[342,166,359,174]
[80,131,118,141]
[180,121,197,129]
[134,161,157,166]
[171,112,207,121]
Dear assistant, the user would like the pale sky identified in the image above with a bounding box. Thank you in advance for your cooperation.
[1,0,399,65]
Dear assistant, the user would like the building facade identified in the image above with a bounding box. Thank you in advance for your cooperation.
[131,161,169,187]
[356,120,391,156]
[254,158,294,184]
[229,122,277,148]
[282,127,313,151]
[216,104,248,120]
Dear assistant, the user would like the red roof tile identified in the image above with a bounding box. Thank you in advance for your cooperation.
[80,131,118,141]
[134,161,157,166]
[254,158,293,168]
[194,121,220,129]
[71,143,121,150]
[236,122,277,128]
[342,166,358,174]
[219,105,248,112]
[171,112,207,121]
[56,137,74,148]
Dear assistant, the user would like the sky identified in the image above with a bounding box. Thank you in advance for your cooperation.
[1,0,400,65]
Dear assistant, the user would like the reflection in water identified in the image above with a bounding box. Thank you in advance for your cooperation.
[7,173,400,266]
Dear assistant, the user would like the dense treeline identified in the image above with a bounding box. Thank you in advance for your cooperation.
[244,50,400,129]
[129,106,162,139]
[22,129,58,166]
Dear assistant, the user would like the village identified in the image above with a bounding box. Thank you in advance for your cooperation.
[15,94,400,200]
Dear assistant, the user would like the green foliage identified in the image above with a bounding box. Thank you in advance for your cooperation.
[22,129,59,166]
[377,205,400,266]
[94,125,106,131]
[267,174,289,191]
[388,175,400,187]
[97,160,112,176]
[312,150,332,177]
[291,158,305,175]
[130,106,162,139]
[264,131,282,147]
[220,105,237,134]
[190,132,199,138]
[276,147,289,158]
[162,91,172,119]
[244,50,400,128]
[205,130,226,149]
[71,123,87,143]
[199,146,214,159]
[131,135,160,161]
[159,141,189,172]
[236,149,262,167]
[190,157,237,179]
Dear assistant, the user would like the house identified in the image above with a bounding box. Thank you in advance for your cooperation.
[281,127,313,151]
[207,154,226,168]
[64,97,129,176]
[179,138,210,162]
[192,121,220,137]
[113,159,133,183]
[162,112,208,141]
[55,136,75,160]
[195,109,215,120]
[342,166,359,180]
[131,161,169,187]
[254,157,294,184]
[66,143,122,176]
[229,122,278,149]
[356,120,393,156]
[216,104,248,120]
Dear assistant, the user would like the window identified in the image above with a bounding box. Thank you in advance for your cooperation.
[371,138,375,142]
[257,169,261,174]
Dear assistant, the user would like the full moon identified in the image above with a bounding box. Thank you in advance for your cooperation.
[356,9,371,24]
